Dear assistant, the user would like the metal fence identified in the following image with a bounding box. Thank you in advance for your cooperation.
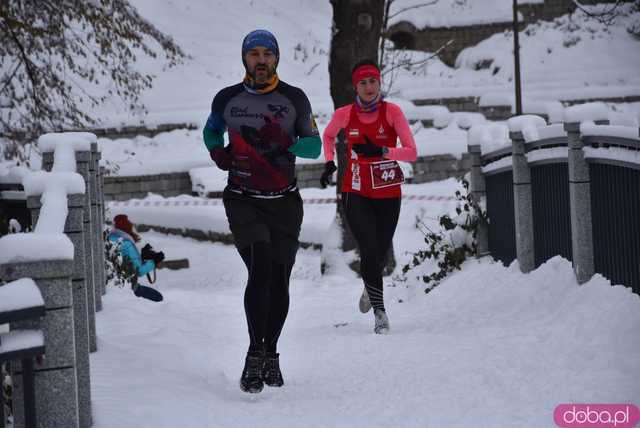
[530,162,572,267]
[589,161,640,295]
[470,119,640,295]
[485,170,517,266]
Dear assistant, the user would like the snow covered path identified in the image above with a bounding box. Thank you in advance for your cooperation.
[91,230,640,428]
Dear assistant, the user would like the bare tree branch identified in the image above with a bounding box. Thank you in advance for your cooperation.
[570,0,627,26]
[387,0,439,21]
[382,39,454,77]
[0,0,185,161]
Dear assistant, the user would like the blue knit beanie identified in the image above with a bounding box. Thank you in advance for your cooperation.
[242,29,279,62]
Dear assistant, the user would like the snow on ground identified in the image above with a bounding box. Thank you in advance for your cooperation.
[91,227,640,427]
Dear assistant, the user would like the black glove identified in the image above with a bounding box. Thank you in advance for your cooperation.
[209,145,232,171]
[141,244,154,261]
[352,136,383,158]
[152,251,165,265]
[320,161,337,188]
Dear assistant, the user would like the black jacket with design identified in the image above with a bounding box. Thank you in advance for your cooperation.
[204,81,321,195]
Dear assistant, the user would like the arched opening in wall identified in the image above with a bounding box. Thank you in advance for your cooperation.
[388,31,415,50]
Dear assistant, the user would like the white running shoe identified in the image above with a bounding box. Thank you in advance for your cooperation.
[374,309,390,334]
[359,288,372,313]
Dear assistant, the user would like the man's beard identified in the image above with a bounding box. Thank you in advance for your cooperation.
[249,64,276,83]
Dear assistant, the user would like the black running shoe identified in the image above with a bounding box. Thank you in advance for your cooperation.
[240,353,264,393]
[374,309,390,334]
[262,353,284,387]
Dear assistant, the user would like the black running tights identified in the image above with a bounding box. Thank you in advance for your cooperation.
[344,193,401,312]
[239,242,293,355]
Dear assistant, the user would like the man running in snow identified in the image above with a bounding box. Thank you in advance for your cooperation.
[203,29,321,393]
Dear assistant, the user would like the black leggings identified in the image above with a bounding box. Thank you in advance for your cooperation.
[344,193,401,312]
[239,241,293,355]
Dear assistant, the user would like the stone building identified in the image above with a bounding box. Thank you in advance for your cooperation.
[385,0,623,67]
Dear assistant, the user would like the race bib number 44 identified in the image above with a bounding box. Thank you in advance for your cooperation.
[369,160,404,189]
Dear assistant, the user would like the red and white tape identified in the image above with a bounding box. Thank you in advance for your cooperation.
[108,194,457,208]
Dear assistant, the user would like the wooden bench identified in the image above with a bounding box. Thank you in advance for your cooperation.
[0,279,46,428]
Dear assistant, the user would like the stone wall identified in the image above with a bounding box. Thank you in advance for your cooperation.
[412,95,640,122]
[412,96,512,120]
[390,20,516,67]
[70,122,197,140]
[103,172,192,201]
[296,162,326,189]
[412,153,472,183]
[102,156,472,201]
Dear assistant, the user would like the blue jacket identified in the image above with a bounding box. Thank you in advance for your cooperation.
[107,229,155,276]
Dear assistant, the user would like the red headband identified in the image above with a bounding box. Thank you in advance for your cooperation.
[352,64,381,87]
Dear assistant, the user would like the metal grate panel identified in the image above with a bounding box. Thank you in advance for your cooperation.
[590,163,640,295]
[531,163,572,267]
[486,170,517,266]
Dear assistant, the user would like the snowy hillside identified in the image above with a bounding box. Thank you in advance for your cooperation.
[99,0,640,127]
[2,0,639,177]
[395,2,640,105]
[0,0,614,177]
[98,0,334,128]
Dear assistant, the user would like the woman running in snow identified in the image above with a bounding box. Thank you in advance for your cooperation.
[321,60,417,334]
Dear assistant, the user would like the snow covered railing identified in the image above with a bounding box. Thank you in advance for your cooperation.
[0,242,77,428]
[40,132,106,326]
[0,278,45,428]
[467,123,513,263]
[0,132,106,428]
[510,115,571,273]
[468,104,640,294]
[572,114,640,293]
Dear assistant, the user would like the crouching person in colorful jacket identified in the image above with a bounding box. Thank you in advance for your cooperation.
[107,214,165,302]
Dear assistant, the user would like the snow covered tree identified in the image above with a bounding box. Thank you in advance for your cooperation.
[0,0,185,161]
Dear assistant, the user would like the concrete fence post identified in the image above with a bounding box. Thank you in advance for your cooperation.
[75,151,97,354]
[510,131,535,273]
[99,166,107,296]
[90,144,104,312]
[565,122,595,284]
[42,150,98,347]
[467,144,489,256]
[27,194,92,428]
[0,259,80,428]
